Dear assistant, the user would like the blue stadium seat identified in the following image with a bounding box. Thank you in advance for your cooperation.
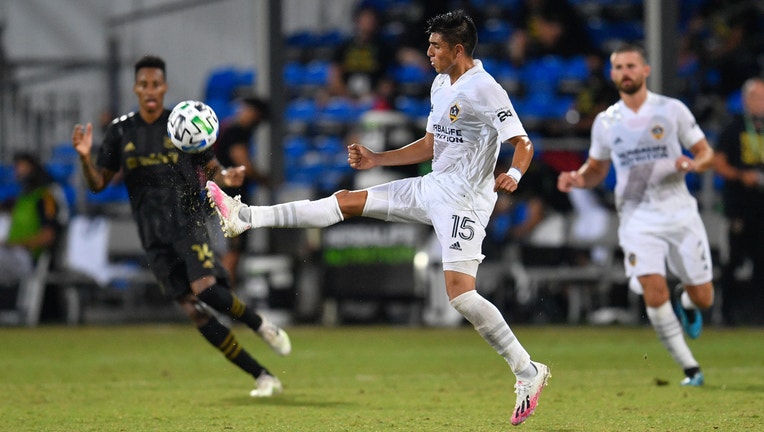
[87,181,129,204]
[395,96,430,120]
[45,161,75,184]
[479,19,513,44]
[320,97,361,124]
[285,30,319,49]
[392,64,433,86]
[521,56,566,95]
[726,90,743,115]
[204,66,256,102]
[303,60,331,87]
[285,98,319,124]
[284,61,305,88]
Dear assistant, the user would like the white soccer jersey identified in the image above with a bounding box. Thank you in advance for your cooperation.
[589,91,706,225]
[425,60,527,219]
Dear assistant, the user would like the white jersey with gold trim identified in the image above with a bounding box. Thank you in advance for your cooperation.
[425,59,527,220]
[589,91,705,226]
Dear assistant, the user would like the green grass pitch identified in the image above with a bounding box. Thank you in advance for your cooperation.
[1,324,762,431]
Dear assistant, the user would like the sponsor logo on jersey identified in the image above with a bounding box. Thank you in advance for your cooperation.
[124,142,136,152]
[614,137,623,146]
[449,103,460,122]
[432,124,464,143]
[449,241,462,251]
[651,125,664,140]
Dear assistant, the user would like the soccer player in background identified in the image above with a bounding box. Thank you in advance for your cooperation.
[557,43,715,386]
[71,55,290,397]
[208,10,550,426]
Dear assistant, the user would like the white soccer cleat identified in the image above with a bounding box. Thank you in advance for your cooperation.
[257,315,292,356]
[205,180,252,238]
[250,373,283,398]
[511,361,551,426]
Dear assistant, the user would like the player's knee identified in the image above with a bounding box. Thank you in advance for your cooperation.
[177,295,211,326]
[334,189,367,218]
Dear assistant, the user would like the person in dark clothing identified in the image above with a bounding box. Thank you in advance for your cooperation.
[71,55,290,397]
[713,77,764,325]
[212,96,270,287]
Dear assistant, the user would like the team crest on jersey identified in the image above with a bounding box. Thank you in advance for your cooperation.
[449,103,460,122]
[651,125,664,140]
[628,253,637,267]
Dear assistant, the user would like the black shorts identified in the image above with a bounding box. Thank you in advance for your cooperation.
[145,234,230,299]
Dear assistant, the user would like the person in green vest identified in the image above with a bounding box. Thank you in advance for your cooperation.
[0,152,68,287]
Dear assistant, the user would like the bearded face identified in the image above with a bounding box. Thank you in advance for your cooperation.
[610,51,649,96]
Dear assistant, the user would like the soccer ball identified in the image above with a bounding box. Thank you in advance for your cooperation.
[167,100,219,153]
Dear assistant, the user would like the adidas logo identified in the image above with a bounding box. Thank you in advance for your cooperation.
[449,242,462,251]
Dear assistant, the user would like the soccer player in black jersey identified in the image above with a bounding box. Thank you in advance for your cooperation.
[71,55,290,397]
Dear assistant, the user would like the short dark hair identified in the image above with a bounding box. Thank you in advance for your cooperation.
[425,9,477,57]
[611,43,648,64]
[240,96,270,120]
[134,55,166,79]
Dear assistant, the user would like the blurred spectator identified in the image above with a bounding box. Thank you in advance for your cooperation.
[327,4,396,108]
[393,1,482,71]
[507,0,597,66]
[712,77,764,325]
[212,95,271,288]
[688,1,764,96]
[0,152,69,289]
[485,156,572,264]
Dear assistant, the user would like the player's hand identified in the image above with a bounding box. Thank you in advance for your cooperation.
[347,143,378,171]
[557,170,584,192]
[220,165,245,188]
[72,123,93,158]
[675,156,695,172]
[739,170,763,188]
[494,172,519,193]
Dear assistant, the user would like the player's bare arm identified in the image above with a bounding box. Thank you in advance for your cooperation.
[72,122,115,192]
[557,157,611,192]
[676,138,714,173]
[494,135,533,194]
[348,133,434,170]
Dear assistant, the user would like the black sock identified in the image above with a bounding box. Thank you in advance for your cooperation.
[198,318,268,379]
[683,366,701,378]
[197,284,263,330]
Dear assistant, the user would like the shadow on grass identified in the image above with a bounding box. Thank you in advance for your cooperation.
[221,395,356,408]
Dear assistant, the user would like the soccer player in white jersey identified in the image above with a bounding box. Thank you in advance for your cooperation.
[207,9,549,426]
[557,43,715,386]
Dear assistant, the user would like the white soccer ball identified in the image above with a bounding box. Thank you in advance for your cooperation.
[167,100,219,153]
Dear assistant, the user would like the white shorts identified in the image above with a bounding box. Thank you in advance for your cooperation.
[619,211,713,286]
[361,175,489,272]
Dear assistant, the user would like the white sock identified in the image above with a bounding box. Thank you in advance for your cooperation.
[450,290,531,375]
[248,196,343,228]
[646,301,699,369]
[680,291,698,310]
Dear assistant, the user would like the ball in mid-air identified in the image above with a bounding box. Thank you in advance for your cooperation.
[167,100,219,153]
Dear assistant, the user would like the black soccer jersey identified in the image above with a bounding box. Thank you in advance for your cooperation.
[97,110,214,248]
